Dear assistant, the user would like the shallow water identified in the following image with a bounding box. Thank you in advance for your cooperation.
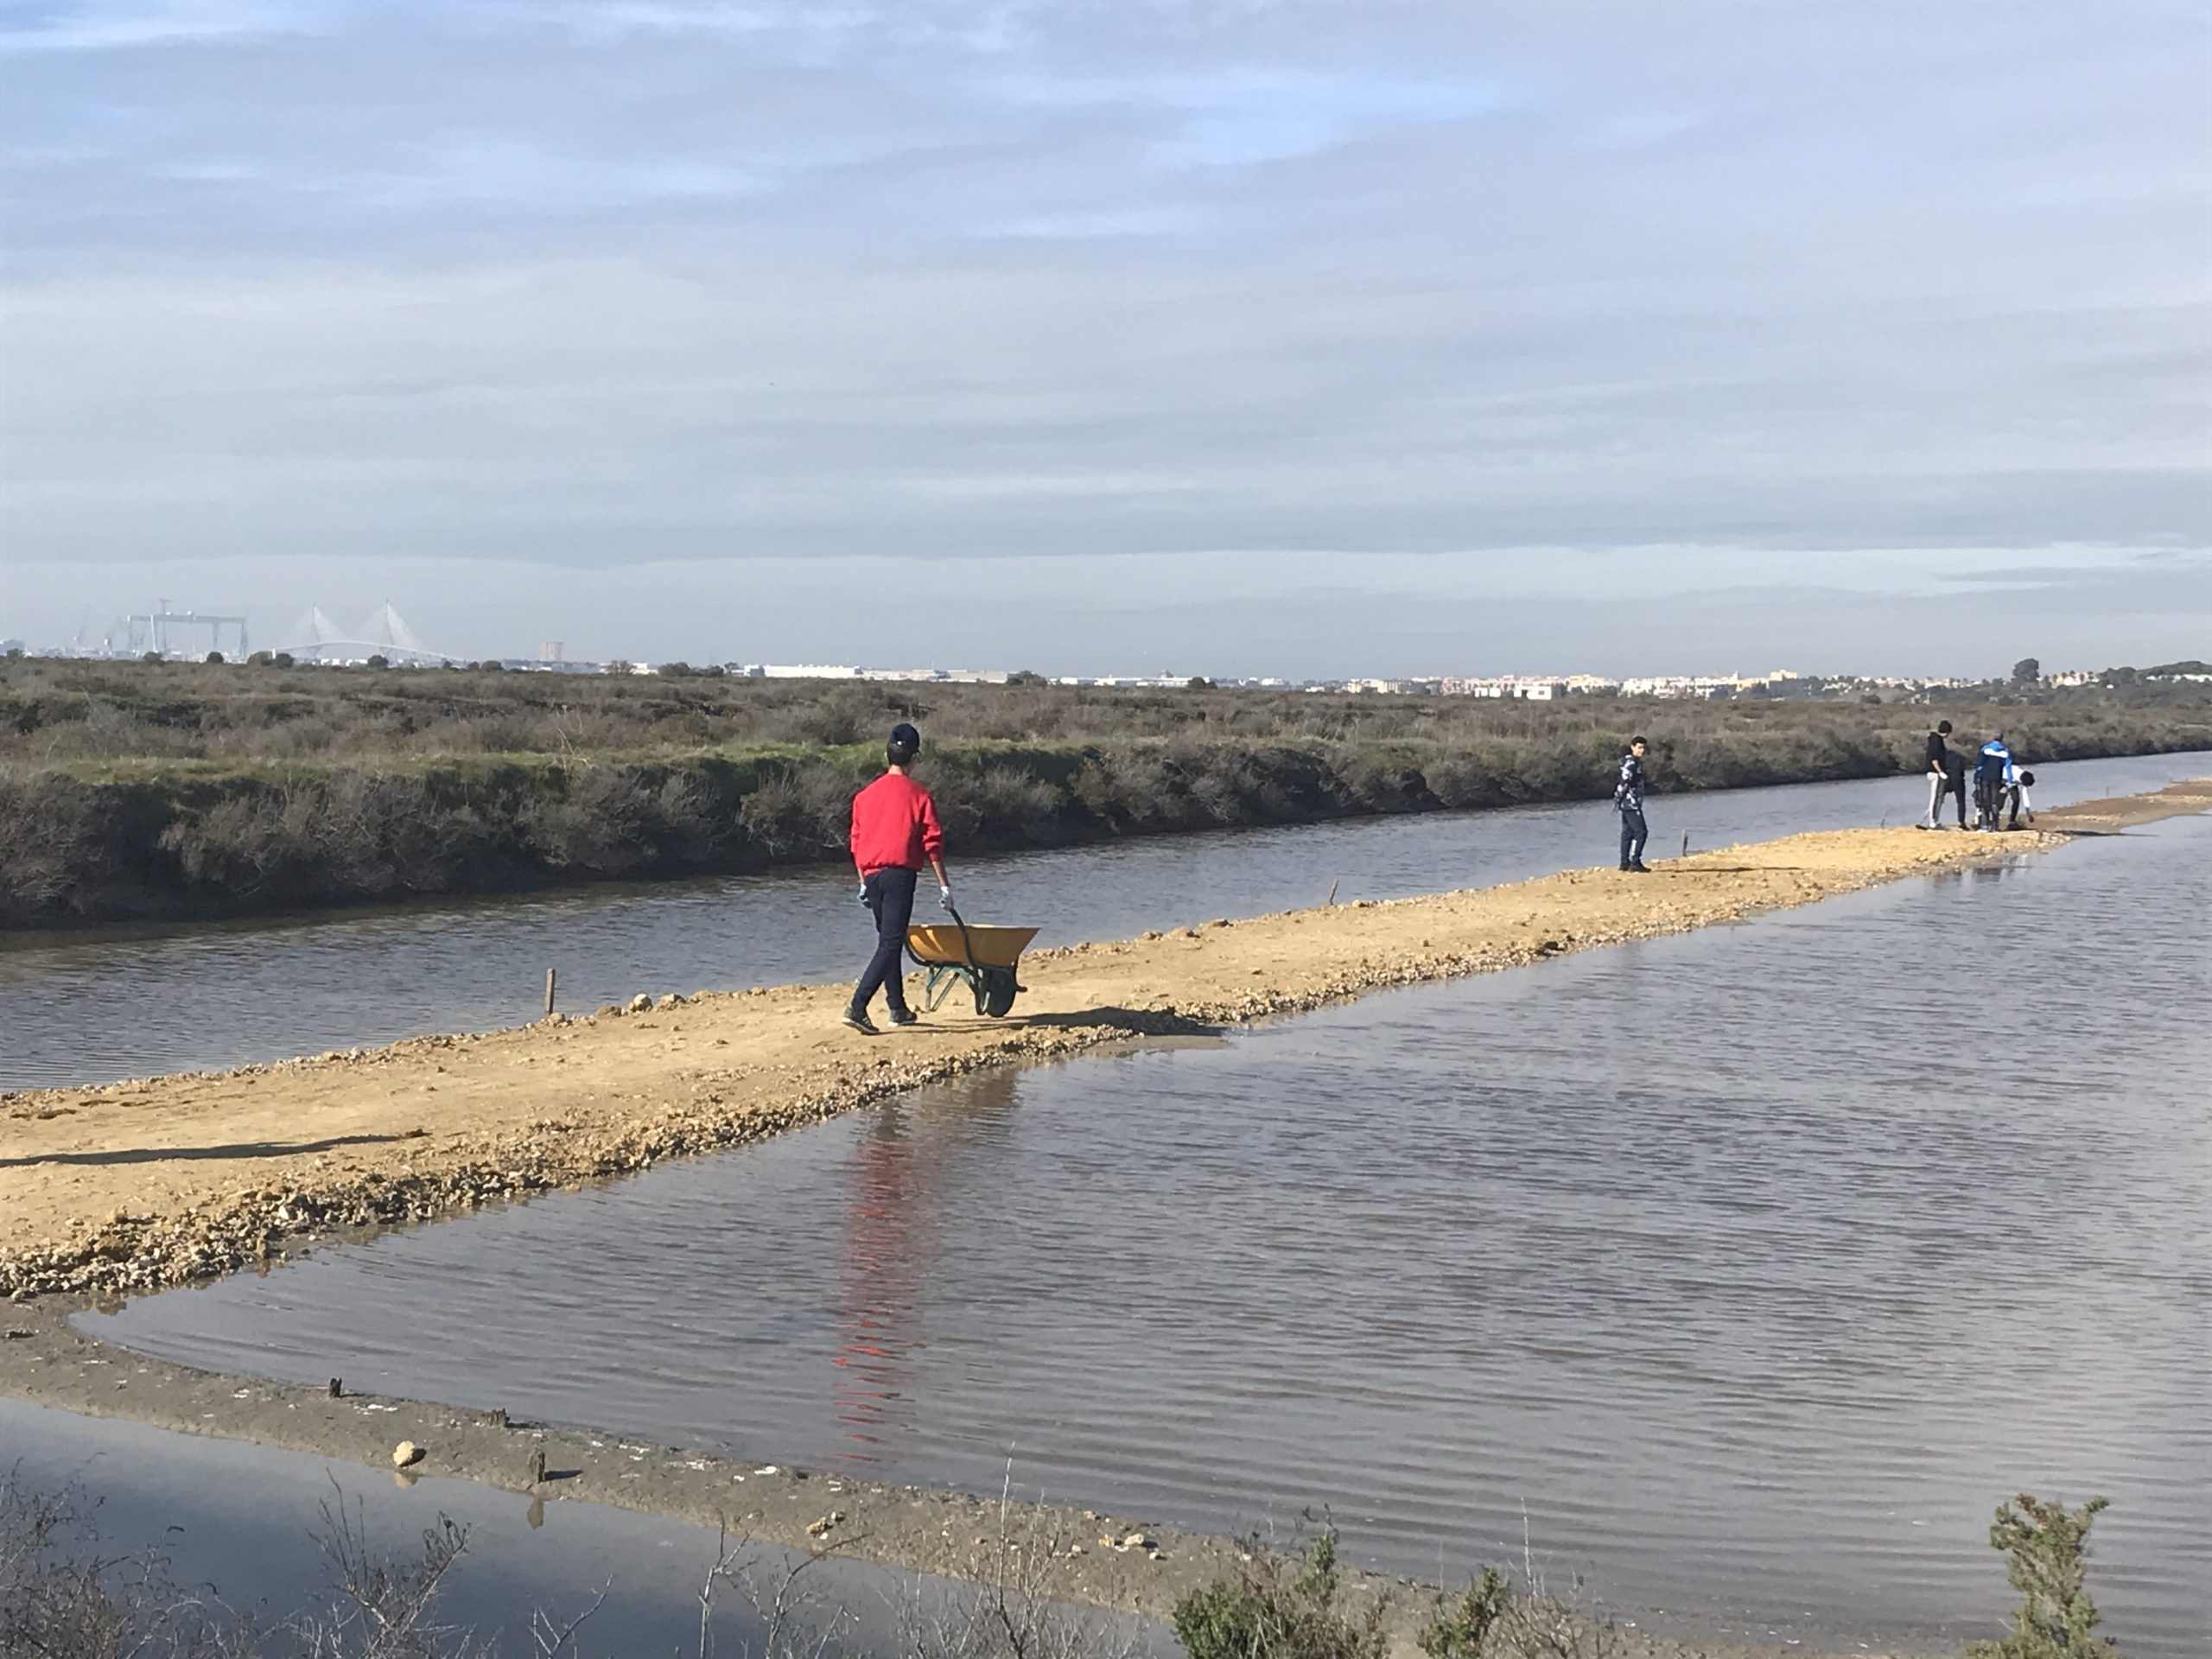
[4,749,2204,1091]
[0,1398,1169,1655]
[86,811,2212,1653]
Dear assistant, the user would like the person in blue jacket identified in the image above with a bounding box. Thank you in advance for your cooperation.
[1974,734,2013,831]
[1615,736,1650,872]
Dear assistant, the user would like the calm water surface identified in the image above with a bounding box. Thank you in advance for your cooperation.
[86,811,2212,1653]
[5,750,2204,1091]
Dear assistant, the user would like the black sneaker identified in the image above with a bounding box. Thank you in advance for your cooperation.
[841,1007,879,1035]
[887,1009,919,1027]
[1630,860,1651,873]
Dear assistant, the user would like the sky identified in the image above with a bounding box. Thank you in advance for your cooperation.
[2,0,2207,677]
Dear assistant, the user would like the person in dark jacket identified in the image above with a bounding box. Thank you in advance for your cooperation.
[844,722,952,1034]
[1942,747,1968,828]
[1615,736,1650,872]
[1922,720,1961,829]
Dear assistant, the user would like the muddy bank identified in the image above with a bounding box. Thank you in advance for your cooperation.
[4,779,2208,1302]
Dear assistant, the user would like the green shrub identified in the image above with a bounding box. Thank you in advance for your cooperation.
[1967,1494,2119,1659]
[1418,1567,1510,1656]
[1172,1532,1387,1659]
[1415,1561,1618,1659]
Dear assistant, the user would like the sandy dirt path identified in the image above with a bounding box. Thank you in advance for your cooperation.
[6,777,2204,1300]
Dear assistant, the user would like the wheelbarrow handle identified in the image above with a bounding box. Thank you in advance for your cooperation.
[940,899,982,972]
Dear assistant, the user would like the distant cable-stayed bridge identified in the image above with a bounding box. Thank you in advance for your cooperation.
[277,603,453,665]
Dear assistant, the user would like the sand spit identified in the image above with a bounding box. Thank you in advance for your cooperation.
[3,779,2207,1304]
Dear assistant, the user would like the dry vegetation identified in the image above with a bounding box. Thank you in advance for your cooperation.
[0,1472,1147,1658]
[3,659,2205,927]
[4,1471,2126,1658]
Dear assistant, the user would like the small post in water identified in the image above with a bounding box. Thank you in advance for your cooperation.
[1681,831,1689,860]
[1325,879,1339,907]
[543,968,557,1018]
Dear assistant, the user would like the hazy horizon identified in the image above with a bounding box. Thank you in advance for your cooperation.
[3,1,2207,676]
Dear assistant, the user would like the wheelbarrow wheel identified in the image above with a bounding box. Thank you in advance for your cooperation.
[982,967,1019,1019]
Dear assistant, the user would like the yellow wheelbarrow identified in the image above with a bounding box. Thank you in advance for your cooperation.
[906,902,1037,1018]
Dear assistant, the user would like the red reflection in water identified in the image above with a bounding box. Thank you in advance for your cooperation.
[827,1071,1024,1461]
[830,1105,926,1457]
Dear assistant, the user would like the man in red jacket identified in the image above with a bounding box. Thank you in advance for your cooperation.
[844,721,951,1033]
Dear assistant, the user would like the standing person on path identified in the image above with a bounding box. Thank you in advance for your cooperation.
[1922,720,1959,829]
[1942,745,1969,829]
[845,721,951,1035]
[1616,736,1651,873]
[1974,733,2013,831]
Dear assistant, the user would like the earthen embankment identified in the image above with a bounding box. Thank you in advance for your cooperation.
[7,778,2203,1301]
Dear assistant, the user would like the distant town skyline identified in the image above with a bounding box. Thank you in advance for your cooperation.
[3,3,2207,672]
[2,586,2184,690]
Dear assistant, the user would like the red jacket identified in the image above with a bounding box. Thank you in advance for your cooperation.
[849,772,944,875]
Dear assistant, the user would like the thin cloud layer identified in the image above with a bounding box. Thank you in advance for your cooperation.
[2,0,2206,668]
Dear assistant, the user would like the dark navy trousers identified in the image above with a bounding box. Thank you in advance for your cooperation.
[853,867,918,1016]
[1619,806,1649,868]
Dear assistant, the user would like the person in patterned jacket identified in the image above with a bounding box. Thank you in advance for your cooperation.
[1615,736,1651,873]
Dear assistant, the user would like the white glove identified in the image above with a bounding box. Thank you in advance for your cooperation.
[939,886,954,912]
[857,882,868,904]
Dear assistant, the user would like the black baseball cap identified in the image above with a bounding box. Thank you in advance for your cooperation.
[888,721,921,756]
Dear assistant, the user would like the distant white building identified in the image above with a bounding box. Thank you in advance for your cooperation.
[1440,677,1567,700]
[1620,676,1745,699]
[733,663,1014,684]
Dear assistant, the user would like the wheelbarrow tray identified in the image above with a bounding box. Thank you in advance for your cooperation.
[905,924,1037,969]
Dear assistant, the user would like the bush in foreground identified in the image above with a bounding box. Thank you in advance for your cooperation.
[1968,1493,2119,1659]
[1170,1529,1630,1659]
[1173,1531,1388,1659]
